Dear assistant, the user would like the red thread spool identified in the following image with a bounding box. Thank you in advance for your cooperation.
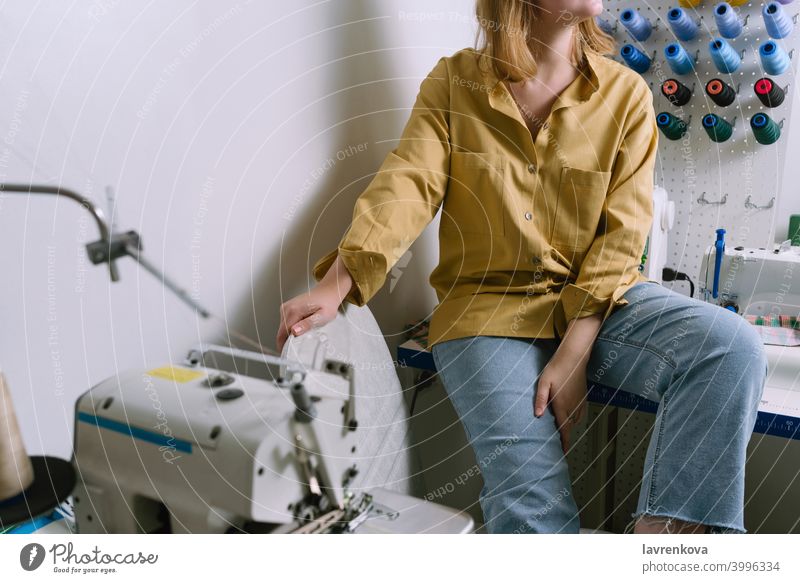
[755,77,785,108]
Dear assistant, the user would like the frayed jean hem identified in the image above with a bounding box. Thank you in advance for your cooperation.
[626,509,746,534]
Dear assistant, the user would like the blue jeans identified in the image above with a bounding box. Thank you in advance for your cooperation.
[431,282,767,534]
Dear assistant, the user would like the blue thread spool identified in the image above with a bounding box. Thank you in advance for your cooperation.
[763,2,793,39]
[714,2,743,39]
[596,17,615,35]
[710,38,741,73]
[620,8,652,41]
[665,42,695,75]
[620,44,652,73]
[760,40,791,75]
[667,7,698,41]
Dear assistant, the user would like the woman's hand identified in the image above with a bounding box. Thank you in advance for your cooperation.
[535,352,589,455]
[276,256,354,352]
[534,313,603,454]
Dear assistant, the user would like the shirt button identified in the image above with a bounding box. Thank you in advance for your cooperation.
[524,212,533,221]
[527,163,537,174]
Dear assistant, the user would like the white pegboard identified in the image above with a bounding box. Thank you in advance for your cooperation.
[602,1,800,287]
[566,403,617,529]
[608,408,653,532]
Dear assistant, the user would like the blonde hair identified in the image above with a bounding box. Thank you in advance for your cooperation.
[475,0,615,81]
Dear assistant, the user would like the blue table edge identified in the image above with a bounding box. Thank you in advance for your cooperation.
[397,343,799,441]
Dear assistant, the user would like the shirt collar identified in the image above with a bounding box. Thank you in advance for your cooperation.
[482,48,602,120]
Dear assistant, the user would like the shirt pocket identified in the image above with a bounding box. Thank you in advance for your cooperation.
[444,152,506,237]
[552,167,611,251]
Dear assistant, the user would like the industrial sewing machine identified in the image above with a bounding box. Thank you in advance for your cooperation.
[699,234,800,426]
[72,343,473,534]
[0,183,472,535]
[699,231,800,320]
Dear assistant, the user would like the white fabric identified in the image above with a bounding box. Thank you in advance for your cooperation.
[282,304,413,495]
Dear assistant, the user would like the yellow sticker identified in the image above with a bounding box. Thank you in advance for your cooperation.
[147,366,205,383]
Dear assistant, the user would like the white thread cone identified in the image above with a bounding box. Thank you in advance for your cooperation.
[0,371,34,500]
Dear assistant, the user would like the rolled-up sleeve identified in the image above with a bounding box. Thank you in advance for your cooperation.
[558,90,658,325]
[312,57,452,305]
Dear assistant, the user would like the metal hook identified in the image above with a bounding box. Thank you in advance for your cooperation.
[698,192,728,205]
[744,195,775,210]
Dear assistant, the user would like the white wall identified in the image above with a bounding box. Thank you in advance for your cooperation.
[0,0,476,458]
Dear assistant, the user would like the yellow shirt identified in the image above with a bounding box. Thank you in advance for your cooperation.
[313,47,659,348]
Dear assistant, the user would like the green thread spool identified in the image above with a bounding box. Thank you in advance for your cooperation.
[702,113,733,142]
[750,112,781,145]
[789,214,800,246]
[656,111,688,140]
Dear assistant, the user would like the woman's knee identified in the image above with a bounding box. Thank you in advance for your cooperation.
[477,434,575,525]
[689,304,762,355]
[713,307,767,369]
[689,304,767,401]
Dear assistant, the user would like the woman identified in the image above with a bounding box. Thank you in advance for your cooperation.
[277,0,767,534]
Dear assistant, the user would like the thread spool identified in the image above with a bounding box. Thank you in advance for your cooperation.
[0,371,34,502]
[657,112,688,140]
[710,38,741,73]
[760,40,791,75]
[665,42,695,75]
[755,77,786,107]
[789,214,800,246]
[620,44,651,73]
[667,7,699,41]
[596,17,615,35]
[714,3,743,39]
[620,8,652,41]
[763,2,794,39]
[727,0,750,5]
[702,113,734,142]
[706,78,737,106]
[679,0,703,6]
[662,79,693,106]
[750,112,781,144]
